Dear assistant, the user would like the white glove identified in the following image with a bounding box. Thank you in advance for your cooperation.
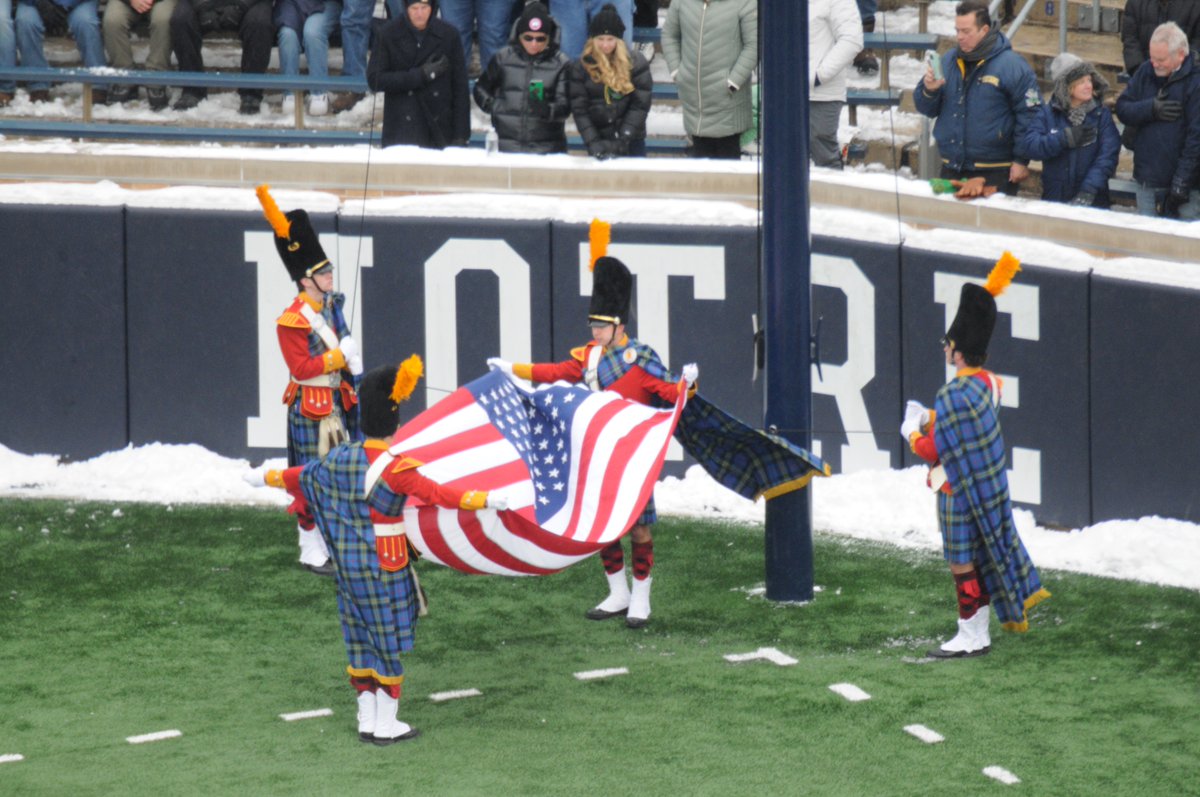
[681,363,699,387]
[487,357,515,376]
[338,335,358,362]
[242,467,268,488]
[900,400,927,440]
[486,489,511,511]
[347,354,364,376]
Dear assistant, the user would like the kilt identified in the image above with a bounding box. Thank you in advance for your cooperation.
[635,495,657,527]
[937,488,980,564]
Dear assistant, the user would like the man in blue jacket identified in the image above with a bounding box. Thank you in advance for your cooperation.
[1115,21,1200,218]
[914,0,1041,196]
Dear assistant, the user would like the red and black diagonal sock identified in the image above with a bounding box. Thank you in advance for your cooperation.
[631,540,654,580]
[953,570,985,619]
[350,676,376,694]
[600,542,624,575]
[380,682,401,699]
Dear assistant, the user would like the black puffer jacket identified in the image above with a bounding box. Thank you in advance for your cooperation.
[1121,0,1200,73]
[367,15,470,149]
[568,49,653,149]
[473,23,572,153]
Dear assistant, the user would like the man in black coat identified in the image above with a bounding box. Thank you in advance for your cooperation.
[367,0,470,149]
[1122,0,1200,74]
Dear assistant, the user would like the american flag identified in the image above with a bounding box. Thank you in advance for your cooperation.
[390,369,688,576]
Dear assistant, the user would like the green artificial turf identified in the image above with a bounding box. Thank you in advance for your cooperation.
[1,499,1197,796]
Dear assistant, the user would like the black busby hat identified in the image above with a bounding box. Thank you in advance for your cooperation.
[586,219,631,327]
[944,252,1021,358]
[256,185,332,283]
[360,355,424,439]
[588,3,625,38]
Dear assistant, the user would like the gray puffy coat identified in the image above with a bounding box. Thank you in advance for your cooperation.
[661,0,758,138]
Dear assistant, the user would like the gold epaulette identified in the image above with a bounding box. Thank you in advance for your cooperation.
[570,345,589,363]
[390,455,424,474]
[276,310,310,330]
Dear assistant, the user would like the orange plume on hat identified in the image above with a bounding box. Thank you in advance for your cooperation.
[391,354,424,403]
[256,184,291,239]
[588,218,611,271]
[984,251,1021,298]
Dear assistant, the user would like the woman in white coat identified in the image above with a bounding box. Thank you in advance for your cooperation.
[809,0,863,168]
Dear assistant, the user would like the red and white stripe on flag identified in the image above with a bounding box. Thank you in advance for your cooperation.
[390,369,687,575]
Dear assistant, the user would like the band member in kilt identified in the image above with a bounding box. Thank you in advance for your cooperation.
[246,357,506,744]
[257,185,363,576]
[902,252,1050,658]
[487,221,696,629]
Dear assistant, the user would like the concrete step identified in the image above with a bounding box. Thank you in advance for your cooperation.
[1007,23,1124,85]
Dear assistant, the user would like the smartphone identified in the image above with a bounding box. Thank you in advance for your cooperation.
[926,51,944,81]
[529,80,545,102]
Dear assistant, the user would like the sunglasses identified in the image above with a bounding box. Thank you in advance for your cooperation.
[521,34,548,43]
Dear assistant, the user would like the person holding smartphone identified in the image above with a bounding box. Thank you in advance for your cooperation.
[473,1,571,153]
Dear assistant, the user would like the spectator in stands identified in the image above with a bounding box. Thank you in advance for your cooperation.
[1023,53,1121,208]
[0,0,15,107]
[631,0,655,62]
[170,0,273,114]
[852,0,877,76]
[14,0,107,104]
[1115,22,1200,218]
[437,0,511,76]
[550,0,631,61]
[330,0,371,112]
[914,0,1040,195]
[474,2,571,153]
[368,0,469,148]
[568,3,651,159]
[273,0,334,116]
[810,0,863,169]
[103,0,177,110]
[1121,0,1200,75]
[661,0,757,160]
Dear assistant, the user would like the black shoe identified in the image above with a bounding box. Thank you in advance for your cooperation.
[854,54,880,76]
[370,728,420,745]
[28,89,50,103]
[147,87,169,111]
[331,91,364,114]
[584,606,628,620]
[625,615,648,629]
[173,91,203,111]
[303,560,336,577]
[109,84,137,104]
[239,95,261,115]
[926,645,990,659]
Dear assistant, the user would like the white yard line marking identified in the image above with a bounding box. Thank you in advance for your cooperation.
[0,754,25,764]
[574,667,629,681]
[126,730,182,745]
[828,683,872,702]
[723,647,798,666]
[279,708,334,722]
[429,688,483,703]
[903,724,945,744]
[983,766,1021,785]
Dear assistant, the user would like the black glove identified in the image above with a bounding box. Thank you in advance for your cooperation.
[587,139,615,159]
[528,94,552,120]
[1063,125,1097,149]
[1069,192,1095,207]
[1160,185,1190,218]
[420,55,450,83]
[1153,90,1183,122]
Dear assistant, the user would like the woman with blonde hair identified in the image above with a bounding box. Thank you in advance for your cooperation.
[568,3,652,159]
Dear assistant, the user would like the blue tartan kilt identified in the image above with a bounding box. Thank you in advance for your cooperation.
[286,401,348,467]
[937,489,981,565]
[335,562,419,681]
[635,495,657,527]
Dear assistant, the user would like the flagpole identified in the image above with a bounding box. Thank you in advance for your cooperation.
[762,0,814,602]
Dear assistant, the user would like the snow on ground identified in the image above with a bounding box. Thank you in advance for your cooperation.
[3,441,1197,594]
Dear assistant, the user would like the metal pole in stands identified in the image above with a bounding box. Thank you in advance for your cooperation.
[761,0,814,602]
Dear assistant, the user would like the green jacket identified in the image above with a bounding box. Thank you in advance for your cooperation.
[662,0,759,139]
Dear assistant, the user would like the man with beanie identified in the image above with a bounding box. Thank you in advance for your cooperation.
[474,1,572,153]
[256,185,363,577]
[914,0,1041,195]
[902,253,1049,659]
[486,223,697,629]
[368,0,471,149]
[550,0,632,60]
[246,356,505,744]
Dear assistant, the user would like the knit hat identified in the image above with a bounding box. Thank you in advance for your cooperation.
[405,0,438,11]
[256,185,331,283]
[944,252,1021,358]
[360,356,423,439]
[516,2,554,38]
[588,3,625,38]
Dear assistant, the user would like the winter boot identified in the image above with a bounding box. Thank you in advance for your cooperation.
[626,576,652,629]
[372,690,420,745]
[356,689,377,742]
[585,569,631,620]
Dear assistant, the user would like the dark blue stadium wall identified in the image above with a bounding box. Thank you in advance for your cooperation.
[4,203,1198,527]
